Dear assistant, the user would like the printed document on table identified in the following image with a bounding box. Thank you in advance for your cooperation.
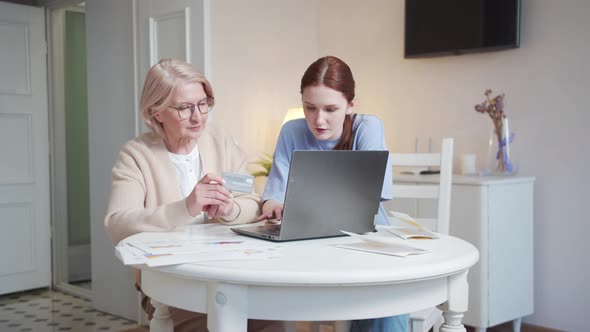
[115,224,283,267]
[336,230,429,257]
[115,244,146,266]
[386,227,438,240]
[143,247,282,267]
[387,211,439,240]
[127,223,271,254]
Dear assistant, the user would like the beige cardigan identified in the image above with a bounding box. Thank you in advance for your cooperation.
[104,126,261,245]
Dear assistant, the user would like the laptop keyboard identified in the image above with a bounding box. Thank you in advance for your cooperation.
[257,224,281,236]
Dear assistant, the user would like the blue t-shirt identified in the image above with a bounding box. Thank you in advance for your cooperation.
[262,114,393,225]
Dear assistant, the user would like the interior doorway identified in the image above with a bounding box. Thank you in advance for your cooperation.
[47,2,92,299]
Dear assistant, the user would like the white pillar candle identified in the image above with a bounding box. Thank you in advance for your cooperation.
[502,117,510,158]
[461,154,477,175]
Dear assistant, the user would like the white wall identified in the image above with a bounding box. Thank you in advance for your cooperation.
[212,1,589,331]
[210,0,320,155]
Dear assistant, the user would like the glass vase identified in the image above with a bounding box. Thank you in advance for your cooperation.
[484,118,516,175]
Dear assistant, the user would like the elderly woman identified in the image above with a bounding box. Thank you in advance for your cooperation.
[105,58,277,331]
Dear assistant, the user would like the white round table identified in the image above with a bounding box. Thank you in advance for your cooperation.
[123,230,478,332]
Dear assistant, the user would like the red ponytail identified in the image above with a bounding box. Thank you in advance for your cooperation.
[333,114,357,150]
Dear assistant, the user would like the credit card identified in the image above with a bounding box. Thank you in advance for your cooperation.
[222,172,254,193]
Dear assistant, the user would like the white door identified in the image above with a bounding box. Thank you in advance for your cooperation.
[87,0,209,321]
[0,2,50,294]
[135,0,211,132]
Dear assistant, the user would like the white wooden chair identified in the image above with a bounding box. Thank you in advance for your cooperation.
[310,138,454,332]
[390,137,454,332]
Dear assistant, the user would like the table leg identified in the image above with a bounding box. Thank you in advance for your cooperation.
[513,318,522,332]
[149,300,173,332]
[207,282,248,332]
[439,270,469,332]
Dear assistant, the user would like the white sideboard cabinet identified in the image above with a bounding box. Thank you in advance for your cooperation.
[385,175,535,332]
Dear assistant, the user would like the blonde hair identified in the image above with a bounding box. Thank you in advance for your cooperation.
[140,58,214,138]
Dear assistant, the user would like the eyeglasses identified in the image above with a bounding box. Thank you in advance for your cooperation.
[168,96,214,119]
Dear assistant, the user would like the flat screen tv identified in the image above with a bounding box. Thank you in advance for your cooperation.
[404,0,521,58]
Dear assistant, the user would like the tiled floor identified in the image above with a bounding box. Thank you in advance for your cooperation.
[69,281,92,291]
[0,288,140,332]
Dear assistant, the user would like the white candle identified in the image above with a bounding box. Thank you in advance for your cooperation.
[461,154,477,175]
[502,117,510,158]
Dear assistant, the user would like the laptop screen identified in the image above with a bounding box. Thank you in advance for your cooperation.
[278,150,389,240]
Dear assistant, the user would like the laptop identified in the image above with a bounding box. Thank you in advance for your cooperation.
[231,150,389,242]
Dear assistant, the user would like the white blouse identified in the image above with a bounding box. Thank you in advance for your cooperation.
[168,144,205,224]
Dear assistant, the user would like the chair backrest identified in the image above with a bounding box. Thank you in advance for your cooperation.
[389,138,454,234]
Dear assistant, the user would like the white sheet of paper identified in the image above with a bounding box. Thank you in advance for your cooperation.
[116,224,284,267]
[145,248,281,267]
[336,242,429,258]
[115,245,147,266]
[338,230,429,257]
[386,227,438,240]
[389,211,424,227]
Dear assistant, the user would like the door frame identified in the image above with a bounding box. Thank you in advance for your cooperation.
[46,2,91,300]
